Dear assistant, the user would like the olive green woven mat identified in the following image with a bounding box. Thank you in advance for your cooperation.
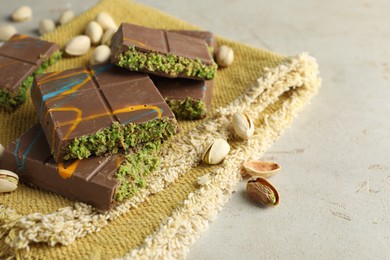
[0,0,320,258]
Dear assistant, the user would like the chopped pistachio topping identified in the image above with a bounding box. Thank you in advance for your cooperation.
[166,97,207,120]
[117,46,217,80]
[64,117,177,160]
[114,141,162,202]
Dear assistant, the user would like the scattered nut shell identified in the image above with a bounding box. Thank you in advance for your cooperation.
[101,27,117,46]
[90,45,111,65]
[12,6,33,22]
[85,21,103,45]
[216,45,234,67]
[0,25,17,41]
[64,35,91,56]
[0,143,4,157]
[0,169,19,193]
[39,19,56,35]
[243,161,281,178]
[95,12,117,30]
[246,177,279,206]
[59,10,74,25]
[232,112,254,140]
[202,139,230,165]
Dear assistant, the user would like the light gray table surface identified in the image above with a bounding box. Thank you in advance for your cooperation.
[1,0,389,259]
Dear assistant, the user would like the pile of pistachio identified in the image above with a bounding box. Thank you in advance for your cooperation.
[201,111,281,207]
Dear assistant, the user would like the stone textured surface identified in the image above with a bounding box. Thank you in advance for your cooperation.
[1,0,389,259]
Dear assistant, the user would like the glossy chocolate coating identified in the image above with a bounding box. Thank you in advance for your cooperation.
[169,30,216,54]
[0,34,58,95]
[30,64,175,162]
[110,23,214,79]
[0,125,120,211]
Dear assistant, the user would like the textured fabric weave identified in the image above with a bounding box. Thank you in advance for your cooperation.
[0,0,320,258]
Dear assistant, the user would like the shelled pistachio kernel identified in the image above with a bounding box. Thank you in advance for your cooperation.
[91,45,111,65]
[0,25,17,41]
[246,176,279,206]
[202,139,230,165]
[59,10,74,25]
[64,35,91,56]
[0,169,19,193]
[85,21,103,45]
[232,112,254,140]
[95,12,117,30]
[12,6,32,22]
[39,19,56,35]
[216,45,234,67]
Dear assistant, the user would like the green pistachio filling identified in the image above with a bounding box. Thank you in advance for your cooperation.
[117,46,218,80]
[64,117,177,160]
[166,97,207,120]
[0,50,62,111]
[114,141,162,202]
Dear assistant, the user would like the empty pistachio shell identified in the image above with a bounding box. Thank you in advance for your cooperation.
[95,12,117,30]
[85,21,103,45]
[101,27,117,45]
[90,45,111,65]
[0,143,4,157]
[0,25,17,41]
[12,6,32,22]
[202,139,230,165]
[39,19,56,35]
[247,177,279,206]
[216,45,234,67]
[59,10,74,25]
[232,112,254,140]
[0,169,19,193]
[243,161,281,178]
[64,35,91,56]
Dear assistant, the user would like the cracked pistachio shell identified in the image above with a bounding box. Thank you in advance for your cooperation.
[0,169,19,193]
[202,139,230,165]
[232,112,254,140]
[246,177,279,206]
[243,161,281,178]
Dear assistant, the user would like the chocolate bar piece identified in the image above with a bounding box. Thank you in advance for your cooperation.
[0,34,61,111]
[0,125,162,211]
[152,76,213,120]
[110,23,217,80]
[30,64,177,162]
[150,30,216,120]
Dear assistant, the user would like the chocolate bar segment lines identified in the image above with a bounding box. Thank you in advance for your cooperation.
[111,23,217,80]
[0,34,61,111]
[31,64,176,162]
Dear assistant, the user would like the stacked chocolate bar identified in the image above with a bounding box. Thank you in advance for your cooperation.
[0,23,217,210]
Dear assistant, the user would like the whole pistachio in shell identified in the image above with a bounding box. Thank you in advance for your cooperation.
[232,112,254,140]
[246,177,279,206]
[0,169,19,193]
[202,139,230,165]
[243,161,281,178]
